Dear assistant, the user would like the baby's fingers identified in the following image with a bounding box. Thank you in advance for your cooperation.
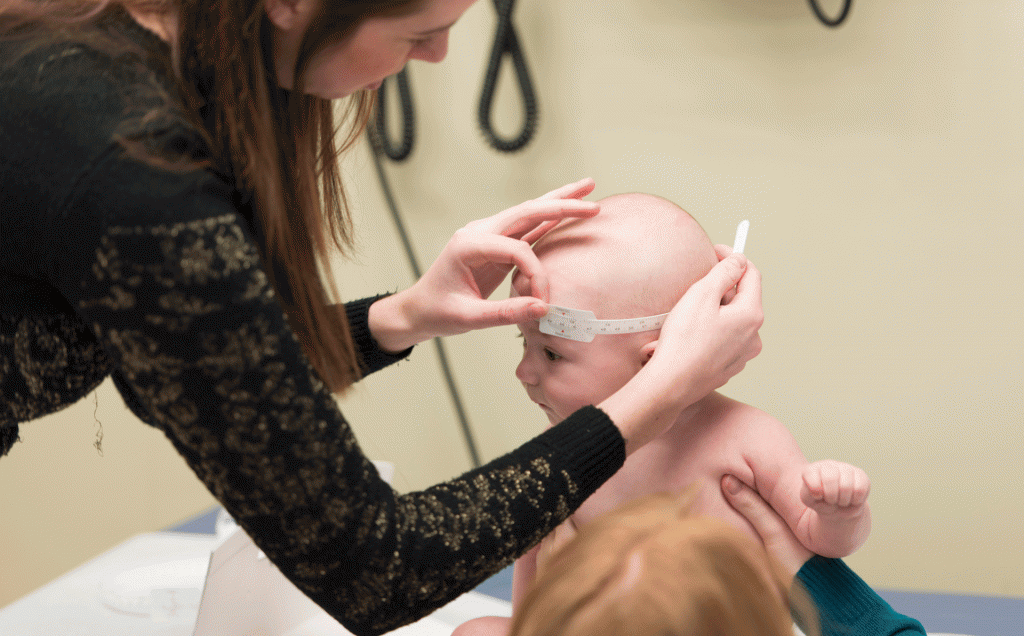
[804,461,870,508]
[848,467,871,507]
[802,466,825,501]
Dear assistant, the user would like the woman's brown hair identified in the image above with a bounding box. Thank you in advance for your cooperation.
[508,491,820,636]
[1,0,424,391]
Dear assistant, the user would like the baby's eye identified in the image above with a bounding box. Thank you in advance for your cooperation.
[543,348,562,362]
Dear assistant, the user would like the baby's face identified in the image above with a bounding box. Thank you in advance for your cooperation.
[512,276,651,426]
[514,319,648,426]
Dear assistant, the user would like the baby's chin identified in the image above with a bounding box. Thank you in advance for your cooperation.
[537,405,560,427]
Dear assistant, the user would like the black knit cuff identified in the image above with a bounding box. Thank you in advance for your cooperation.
[344,295,414,375]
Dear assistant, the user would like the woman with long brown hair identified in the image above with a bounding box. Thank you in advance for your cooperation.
[0,1,763,633]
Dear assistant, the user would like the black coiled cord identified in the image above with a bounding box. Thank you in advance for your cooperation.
[366,135,484,468]
[808,0,852,27]
[478,0,538,153]
[372,68,415,162]
[365,0,540,467]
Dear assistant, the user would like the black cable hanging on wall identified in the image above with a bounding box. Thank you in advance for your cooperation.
[478,0,538,152]
[370,0,539,159]
[372,68,415,162]
[366,0,542,469]
[366,134,483,469]
[808,0,852,27]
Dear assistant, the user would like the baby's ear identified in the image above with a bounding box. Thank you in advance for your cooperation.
[640,340,657,365]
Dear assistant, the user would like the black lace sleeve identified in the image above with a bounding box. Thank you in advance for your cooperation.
[46,140,624,634]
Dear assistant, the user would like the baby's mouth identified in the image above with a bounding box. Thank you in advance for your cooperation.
[531,398,553,415]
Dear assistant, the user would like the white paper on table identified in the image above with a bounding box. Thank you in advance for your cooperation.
[191,460,462,636]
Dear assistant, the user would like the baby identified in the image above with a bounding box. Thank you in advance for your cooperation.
[454,193,870,636]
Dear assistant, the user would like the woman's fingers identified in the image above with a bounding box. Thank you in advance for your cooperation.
[535,177,596,202]
[650,253,762,400]
[519,219,561,245]
[727,256,762,313]
[713,244,739,304]
[402,180,599,342]
[722,475,813,577]
[682,253,749,315]
[461,295,549,330]
[452,232,550,301]
[494,197,600,241]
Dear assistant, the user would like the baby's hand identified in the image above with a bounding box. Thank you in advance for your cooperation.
[801,459,870,517]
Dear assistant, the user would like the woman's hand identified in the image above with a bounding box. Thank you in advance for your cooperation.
[655,252,763,403]
[599,253,763,454]
[722,475,813,577]
[369,178,599,352]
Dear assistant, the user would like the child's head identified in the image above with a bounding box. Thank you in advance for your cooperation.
[506,491,805,636]
[512,193,718,425]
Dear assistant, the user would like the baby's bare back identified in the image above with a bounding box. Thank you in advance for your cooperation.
[572,392,807,541]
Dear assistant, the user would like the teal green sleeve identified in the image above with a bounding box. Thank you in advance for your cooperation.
[796,557,926,636]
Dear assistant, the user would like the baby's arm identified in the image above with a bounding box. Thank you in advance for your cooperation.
[512,543,541,609]
[452,519,573,636]
[451,547,537,636]
[741,411,871,558]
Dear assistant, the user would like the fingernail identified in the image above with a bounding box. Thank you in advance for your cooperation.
[723,475,741,494]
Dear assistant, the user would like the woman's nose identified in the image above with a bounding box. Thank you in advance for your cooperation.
[412,32,449,64]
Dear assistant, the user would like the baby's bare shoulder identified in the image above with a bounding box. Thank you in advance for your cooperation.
[707,392,785,429]
[703,394,801,458]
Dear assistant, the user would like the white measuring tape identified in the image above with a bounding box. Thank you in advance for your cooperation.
[539,220,751,342]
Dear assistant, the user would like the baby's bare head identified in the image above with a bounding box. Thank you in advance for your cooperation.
[517,193,717,319]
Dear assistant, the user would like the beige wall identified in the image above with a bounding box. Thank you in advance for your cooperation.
[2,0,1022,608]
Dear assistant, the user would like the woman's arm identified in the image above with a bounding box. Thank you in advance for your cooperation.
[12,37,757,636]
[47,143,622,635]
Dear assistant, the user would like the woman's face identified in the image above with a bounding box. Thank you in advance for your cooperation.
[273,0,478,99]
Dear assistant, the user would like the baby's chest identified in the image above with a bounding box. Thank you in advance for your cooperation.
[572,441,756,528]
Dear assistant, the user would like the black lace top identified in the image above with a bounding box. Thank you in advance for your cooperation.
[0,10,624,635]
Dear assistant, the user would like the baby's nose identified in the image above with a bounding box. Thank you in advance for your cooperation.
[515,357,537,386]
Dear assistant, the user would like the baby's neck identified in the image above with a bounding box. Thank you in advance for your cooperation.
[664,391,722,435]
